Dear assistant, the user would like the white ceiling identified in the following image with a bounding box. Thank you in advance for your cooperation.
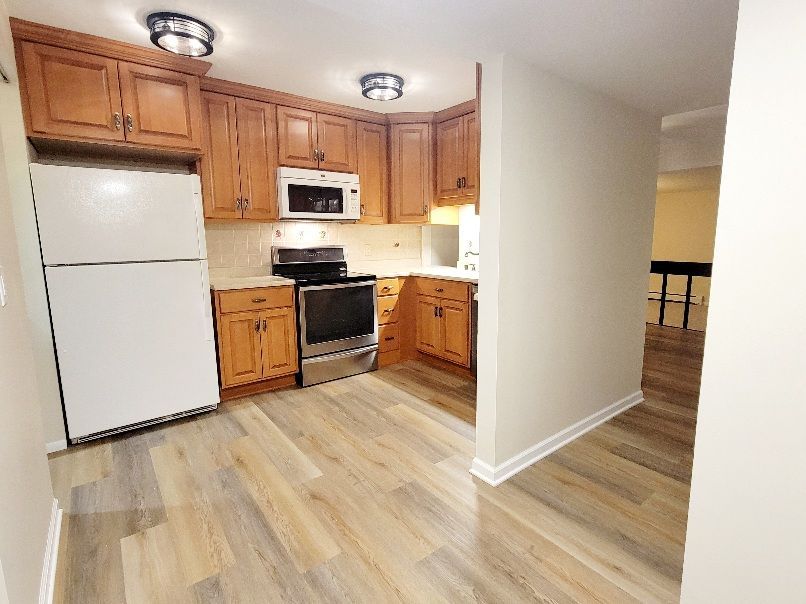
[658,105,727,172]
[9,0,739,116]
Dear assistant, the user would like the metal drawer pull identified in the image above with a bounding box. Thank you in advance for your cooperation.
[434,306,438,317]
[125,114,133,132]
[320,150,325,161]
[435,287,444,292]
[254,319,260,332]
[252,297,267,303]
[262,319,267,332]
[113,112,121,130]
[382,286,392,291]
[384,336,395,341]
[438,306,443,317]
[382,309,392,314]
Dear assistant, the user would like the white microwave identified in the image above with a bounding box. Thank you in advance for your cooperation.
[277,167,360,221]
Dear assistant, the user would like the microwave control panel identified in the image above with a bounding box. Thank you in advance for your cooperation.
[349,188,360,214]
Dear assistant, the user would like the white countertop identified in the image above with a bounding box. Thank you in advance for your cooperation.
[408,266,479,284]
[209,274,294,291]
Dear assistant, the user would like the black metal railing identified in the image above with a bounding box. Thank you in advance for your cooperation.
[649,260,713,329]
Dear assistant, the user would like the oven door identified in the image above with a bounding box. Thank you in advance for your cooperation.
[298,281,378,357]
[279,178,360,220]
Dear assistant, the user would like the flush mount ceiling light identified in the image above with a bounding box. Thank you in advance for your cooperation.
[146,12,215,57]
[360,73,404,101]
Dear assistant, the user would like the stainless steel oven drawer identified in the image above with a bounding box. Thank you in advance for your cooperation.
[299,345,378,387]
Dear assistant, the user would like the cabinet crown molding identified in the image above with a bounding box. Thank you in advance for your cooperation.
[10,17,212,76]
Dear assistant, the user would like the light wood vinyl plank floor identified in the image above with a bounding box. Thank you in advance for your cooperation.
[50,324,703,603]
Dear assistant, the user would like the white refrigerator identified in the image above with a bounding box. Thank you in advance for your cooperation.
[30,164,219,443]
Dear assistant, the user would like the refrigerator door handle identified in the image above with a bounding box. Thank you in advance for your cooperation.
[199,261,214,342]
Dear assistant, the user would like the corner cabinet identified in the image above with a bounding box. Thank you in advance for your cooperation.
[390,122,432,224]
[435,111,478,206]
[356,121,388,224]
[200,92,278,221]
[213,286,298,399]
[277,106,357,173]
[18,41,203,153]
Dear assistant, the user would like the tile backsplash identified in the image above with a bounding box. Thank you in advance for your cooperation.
[205,221,424,273]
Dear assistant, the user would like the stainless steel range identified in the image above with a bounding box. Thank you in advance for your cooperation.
[272,245,378,386]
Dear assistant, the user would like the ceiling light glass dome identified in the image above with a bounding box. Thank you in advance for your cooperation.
[146,12,215,57]
[361,73,404,101]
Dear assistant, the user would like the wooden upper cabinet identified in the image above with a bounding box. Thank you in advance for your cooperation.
[462,112,479,203]
[118,62,202,150]
[390,122,431,224]
[260,308,298,378]
[20,42,124,141]
[435,117,463,203]
[277,106,318,168]
[236,99,278,221]
[317,113,356,172]
[356,121,388,224]
[200,92,241,219]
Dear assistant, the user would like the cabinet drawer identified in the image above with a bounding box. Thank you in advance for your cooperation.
[377,278,400,297]
[217,286,294,314]
[377,294,399,325]
[415,278,469,302]
[379,324,400,352]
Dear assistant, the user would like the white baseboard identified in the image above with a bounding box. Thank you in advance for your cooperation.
[470,390,644,486]
[45,440,67,454]
[38,499,62,604]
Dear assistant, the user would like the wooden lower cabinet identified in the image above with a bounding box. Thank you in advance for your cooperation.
[214,286,298,397]
[377,278,403,367]
[414,279,471,367]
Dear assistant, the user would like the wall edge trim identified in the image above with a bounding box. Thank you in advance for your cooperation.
[38,498,62,604]
[470,390,644,486]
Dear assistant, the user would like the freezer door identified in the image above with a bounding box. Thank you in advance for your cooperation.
[30,164,206,265]
[45,261,219,440]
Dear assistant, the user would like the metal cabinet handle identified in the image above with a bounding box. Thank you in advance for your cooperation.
[438,306,443,317]
[383,309,392,314]
[236,197,242,210]
[435,287,444,293]
[422,204,428,215]
[360,204,366,215]
[125,114,133,132]
[384,336,395,341]
[262,319,267,332]
[381,286,391,292]
[254,319,260,332]
[314,149,320,161]
[243,198,250,210]
[461,177,467,188]
[320,149,325,162]
[456,177,461,189]
[113,112,121,130]
[434,306,438,317]
[252,297,267,303]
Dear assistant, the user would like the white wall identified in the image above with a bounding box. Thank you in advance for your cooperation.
[0,16,65,450]
[474,54,659,479]
[681,0,806,600]
[0,5,58,602]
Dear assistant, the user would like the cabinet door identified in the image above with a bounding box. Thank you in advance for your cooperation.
[390,123,431,224]
[440,300,470,366]
[317,113,356,172]
[277,106,318,168]
[356,121,388,224]
[118,62,202,149]
[20,42,124,141]
[236,99,278,221]
[462,112,479,203]
[416,295,441,355]
[200,92,241,219]
[435,116,463,203]
[219,311,263,387]
[260,308,298,378]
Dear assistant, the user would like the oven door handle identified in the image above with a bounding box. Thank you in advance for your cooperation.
[298,281,377,292]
